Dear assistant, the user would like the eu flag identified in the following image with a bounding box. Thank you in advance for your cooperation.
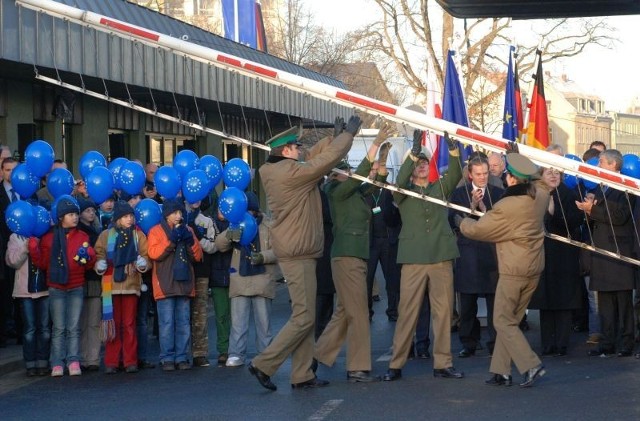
[222,0,257,48]
[502,46,518,141]
[436,50,472,174]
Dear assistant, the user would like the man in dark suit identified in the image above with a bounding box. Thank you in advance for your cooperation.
[0,157,19,344]
[577,149,636,357]
[449,156,504,357]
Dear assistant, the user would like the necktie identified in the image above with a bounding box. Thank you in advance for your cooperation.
[9,188,17,203]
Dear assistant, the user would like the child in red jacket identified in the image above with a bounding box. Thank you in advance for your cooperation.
[29,197,96,377]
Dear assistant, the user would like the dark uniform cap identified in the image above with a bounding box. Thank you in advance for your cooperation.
[505,153,538,179]
[265,127,302,149]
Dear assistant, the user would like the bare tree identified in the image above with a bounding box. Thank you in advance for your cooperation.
[358,0,616,131]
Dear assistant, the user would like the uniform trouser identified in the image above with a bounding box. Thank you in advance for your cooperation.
[190,277,209,358]
[598,290,634,352]
[415,288,431,352]
[389,262,454,370]
[458,293,495,352]
[315,257,371,372]
[80,296,102,366]
[366,238,400,317]
[540,310,572,350]
[252,259,316,384]
[315,293,334,340]
[211,287,230,355]
[490,275,541,375]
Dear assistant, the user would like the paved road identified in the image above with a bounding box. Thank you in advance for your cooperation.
[1,283,639,420]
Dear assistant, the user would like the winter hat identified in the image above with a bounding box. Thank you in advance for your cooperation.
[245,192,260,212]
[56,197,80,219]
[112,200,135,222]
[120,191,143,202]
[77,198,97,213]
[162,198,185,218]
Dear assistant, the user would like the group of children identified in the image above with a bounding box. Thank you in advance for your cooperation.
[11,188,281,377]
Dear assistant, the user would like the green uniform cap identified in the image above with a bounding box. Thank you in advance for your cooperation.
[506,153,538,180]
[266,126,302,149]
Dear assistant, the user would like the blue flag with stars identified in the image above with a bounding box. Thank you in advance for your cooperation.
[502,46,518,141]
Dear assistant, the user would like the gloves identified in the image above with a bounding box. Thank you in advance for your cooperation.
[135,255,147,272]
[186,211,197,226]
[373,121,393,146]
[505,141,519,154]
[169,227,181,244]
[225,227,243,243]
[74,242,90,265]
[189,223,205,240]
[95,259,108,274]
[250,252,264,266]
[411,129,423,156]
[444,131,457,151]
[182,228,195,247]
[333,116,345,138]
[344,115,362,136]
[378,143,392,166]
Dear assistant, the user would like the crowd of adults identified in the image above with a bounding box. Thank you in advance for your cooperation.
[0,122,637,392]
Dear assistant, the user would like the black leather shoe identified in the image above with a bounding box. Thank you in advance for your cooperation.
[433,367,464,379]
[248,363,277,391]
[291,377,329,389]
[588,349,615,357]
[519,365,545,387]
[417,350,431,359]
[382,368,402,381]
[541,346,557,356]
[617,350,633,357]
[485,373,512,387]
[347,371,381,383]
[458,348,475,358]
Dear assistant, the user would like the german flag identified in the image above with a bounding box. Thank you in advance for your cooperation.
[255,1,268,52]
[525,51,549,150]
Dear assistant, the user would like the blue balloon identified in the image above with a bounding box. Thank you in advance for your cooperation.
[51,195,79,223]
[233,212,258,246]
[173,150,199,180]
[199,155,223,190]
[79,151,107,179]
[563,154,582,190]
[581,157,599,190]
[218,187,248,224]
[108,157,128,190]
[32,205,52,237]
[564,154,582,162]
[47,168,74,199]
[182,169,209,204]
[119,161,146,195]
[25,140,55,178]
[154,166,182,200]
[86,166,115,205]
[622,154,640,179]
[11,163,40,199]
[5,200,35,237]
[135,198,162,235]
[223,158,251,190]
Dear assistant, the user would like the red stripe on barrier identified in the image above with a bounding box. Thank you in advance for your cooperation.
[456,128,506,149]
[335,92,397,115]
[243,63,277,79]
[578,165,640,189]
[217,54,242,68]
[99,18,159,41]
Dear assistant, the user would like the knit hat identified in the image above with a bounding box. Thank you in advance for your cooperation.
[56,197,80,219]
[162,198,184,218]
[120,191,143,202]
[112,200,135,222]
[245,192,260,212]
[77,198,97,213]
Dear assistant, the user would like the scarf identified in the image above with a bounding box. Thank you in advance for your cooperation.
[48,226,70,285]
[161,219,191,282]
[238,214,266,277]
[100,226,138,343]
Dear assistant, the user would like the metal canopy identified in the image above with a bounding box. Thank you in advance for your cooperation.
[436,0,640,19]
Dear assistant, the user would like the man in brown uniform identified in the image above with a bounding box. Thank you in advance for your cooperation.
[248,116,362,391]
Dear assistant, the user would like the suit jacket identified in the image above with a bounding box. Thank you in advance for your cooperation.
[393,152,462,265]
[0,185,12,280]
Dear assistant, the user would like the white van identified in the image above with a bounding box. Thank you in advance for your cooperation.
[348,129,413,184]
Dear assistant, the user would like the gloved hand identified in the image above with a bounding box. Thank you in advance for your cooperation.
[169,227,181,244]
[344,115,362,136]
[225,227,243,243]
[182,228,195,247]
[505,141,519,154]
[378,143,392,166]
[95,259,108,274]
[177,224,191,241]
[373,121,393,146]
[333,116,345,138]
[444,131,458,151]
[189,223,205,240]
[74,242,90,265]
[135,255,147,272]
[186,211,197,226]
[250,252,264,266]
[411,129,423,156]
